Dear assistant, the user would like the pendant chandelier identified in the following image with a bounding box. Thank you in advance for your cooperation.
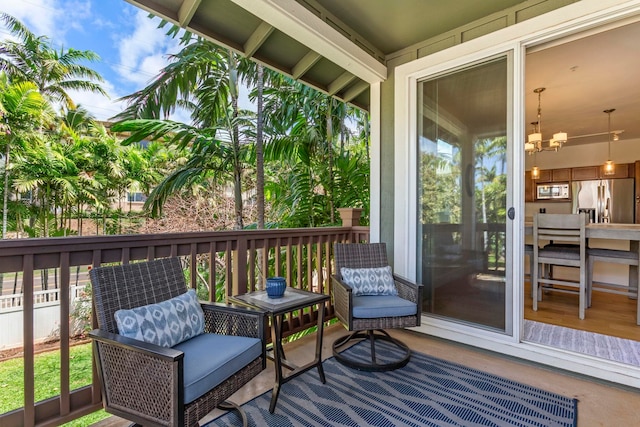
[525,87,568,154]
[603,108,615,176]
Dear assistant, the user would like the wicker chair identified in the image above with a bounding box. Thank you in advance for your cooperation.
[89,257,267,427]
[331,243,422,371]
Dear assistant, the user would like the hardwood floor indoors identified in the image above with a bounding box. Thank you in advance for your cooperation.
[524,280,639,341]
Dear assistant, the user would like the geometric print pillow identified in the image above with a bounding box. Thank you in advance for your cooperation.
[114,289,205,348]
[340,266,398,296]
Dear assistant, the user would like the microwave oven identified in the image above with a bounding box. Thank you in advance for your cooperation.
[536,183,570,200]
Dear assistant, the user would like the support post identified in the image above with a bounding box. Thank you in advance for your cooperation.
[338,208,363,227]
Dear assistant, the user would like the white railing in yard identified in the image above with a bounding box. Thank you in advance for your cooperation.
[0,285,88,350]
[0,285,85,311]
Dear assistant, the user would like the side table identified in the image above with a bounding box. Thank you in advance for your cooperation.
[230,287,330,413]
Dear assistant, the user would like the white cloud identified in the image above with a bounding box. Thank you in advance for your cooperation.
[128,53,169,86]
[62,0,92,33]
[169,108,192,125]
[1,0,62,41]
[67,79,126,122]
[115,10,181,86]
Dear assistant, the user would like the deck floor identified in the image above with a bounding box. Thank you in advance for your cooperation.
[93,323,640,426]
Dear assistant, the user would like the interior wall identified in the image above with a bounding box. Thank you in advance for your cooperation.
[524,138,640,170]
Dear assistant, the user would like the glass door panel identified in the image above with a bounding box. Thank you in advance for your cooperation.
[417,57,508,331]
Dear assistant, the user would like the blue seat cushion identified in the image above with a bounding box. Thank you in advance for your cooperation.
[352,295,417,318]
[173,333,262,404]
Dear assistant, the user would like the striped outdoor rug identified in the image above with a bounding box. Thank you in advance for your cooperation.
[524,319,640,366]
[207,340,577,426]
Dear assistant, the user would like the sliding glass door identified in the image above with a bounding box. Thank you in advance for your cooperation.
[416,56,509,332]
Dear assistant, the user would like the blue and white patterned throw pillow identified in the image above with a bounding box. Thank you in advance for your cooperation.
[114,289,205,348]
[340,266,398,296]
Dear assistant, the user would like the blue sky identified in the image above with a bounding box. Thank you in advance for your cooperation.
[0,0,251,122]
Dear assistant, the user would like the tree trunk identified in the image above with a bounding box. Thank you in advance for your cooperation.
[256,64,265,230]
[326,98,335,224]
[2,138,10,239]
[255,65,266,287]
[229,52,244,230]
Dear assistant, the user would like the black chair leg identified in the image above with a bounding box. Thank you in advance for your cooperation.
[218,401,248,427]
[332,329,410,372]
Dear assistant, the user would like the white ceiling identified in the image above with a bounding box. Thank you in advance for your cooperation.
[525,19,640,147]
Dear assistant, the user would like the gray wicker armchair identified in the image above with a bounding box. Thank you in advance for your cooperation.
[89,257,267,427]
[331,243,422,371]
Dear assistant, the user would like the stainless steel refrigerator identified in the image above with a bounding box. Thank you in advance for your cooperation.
[571,178,635,223]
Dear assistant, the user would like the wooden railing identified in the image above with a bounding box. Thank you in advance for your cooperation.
[0,221,369,427]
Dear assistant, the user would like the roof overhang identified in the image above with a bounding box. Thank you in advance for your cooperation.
[125,0,387,110]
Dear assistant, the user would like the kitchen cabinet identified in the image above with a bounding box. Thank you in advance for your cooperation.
[533,169,551,182]
[635,161,640,224]
[572,166,600,181]
[551,168,571,182]
[525,171,534,202]
[526,164,635,204]
[571,164,631,180]
[599,163,630,179]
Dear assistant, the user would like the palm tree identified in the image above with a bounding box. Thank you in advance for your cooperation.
[115,34,254,229]
[113,110,255,223]
[0,13,107,109]
[260,78,363,227]
[0,73,54,238]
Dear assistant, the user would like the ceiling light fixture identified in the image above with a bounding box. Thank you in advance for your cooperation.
[531,165,540,180]
[603,108,615,176]
[525,87,568,154]
[529,121,540,179]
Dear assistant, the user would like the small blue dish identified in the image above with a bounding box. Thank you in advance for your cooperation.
[266,277,286,298]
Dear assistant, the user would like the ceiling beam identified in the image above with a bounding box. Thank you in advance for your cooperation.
[243,22,275,58]
[228,0,387,84]
[178,0,202,27]
[327,71,356,96]
[342,81,369,103]
[292,51,321,79]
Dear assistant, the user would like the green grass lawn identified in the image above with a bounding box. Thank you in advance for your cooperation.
[0,343,110,426]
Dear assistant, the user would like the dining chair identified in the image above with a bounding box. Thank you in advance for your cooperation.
[532,213,589,319]
[525,243,535,297]
[587,247,639,307]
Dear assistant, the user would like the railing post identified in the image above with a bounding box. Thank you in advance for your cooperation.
[338,208,363,242]
[232,236,248,297]
[337,208,363,227]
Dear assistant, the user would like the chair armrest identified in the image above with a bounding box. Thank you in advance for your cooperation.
[393,275,423,320]
[89,329,183,360]
[331,274,353,328]
[200,302,267,341]
[393,275,422,303]
[89,329,184,426]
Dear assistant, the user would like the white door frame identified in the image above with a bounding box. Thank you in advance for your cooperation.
[392,0,640,388]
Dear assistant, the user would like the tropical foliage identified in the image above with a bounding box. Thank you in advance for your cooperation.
[0,13,371,240]
[112,28,370,230]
